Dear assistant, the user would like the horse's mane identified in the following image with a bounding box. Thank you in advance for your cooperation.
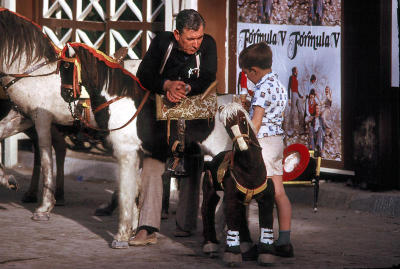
[219,102,256,132]
[70,43,147,99]
[0,9,58,68]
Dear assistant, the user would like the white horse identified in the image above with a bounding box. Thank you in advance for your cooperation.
[0,8,234,248]
[0,9,74,218]
[60,42,236,248]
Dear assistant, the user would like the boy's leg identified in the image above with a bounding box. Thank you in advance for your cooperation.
[260,136,294,257]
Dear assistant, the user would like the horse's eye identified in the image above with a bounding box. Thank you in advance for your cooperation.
[63,62,70,69]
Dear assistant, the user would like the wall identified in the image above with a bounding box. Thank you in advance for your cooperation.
[198,0,227,93]
[344,0,400,189]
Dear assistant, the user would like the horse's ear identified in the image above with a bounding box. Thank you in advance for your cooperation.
[67,43,76,57]
[218,105,225,113]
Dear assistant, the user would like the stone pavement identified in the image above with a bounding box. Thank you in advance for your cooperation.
[0,150,399,269]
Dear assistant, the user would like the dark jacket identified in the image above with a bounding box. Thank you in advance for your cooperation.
[136,31,217,95]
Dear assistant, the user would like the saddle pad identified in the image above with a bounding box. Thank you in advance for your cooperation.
[156,93,217,120]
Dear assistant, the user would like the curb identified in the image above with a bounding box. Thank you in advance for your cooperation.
[285,181,400,217]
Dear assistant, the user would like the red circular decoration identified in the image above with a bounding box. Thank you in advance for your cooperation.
[282,143,310,181]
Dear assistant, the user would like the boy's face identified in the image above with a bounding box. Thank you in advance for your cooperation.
[242,67,262,85]
[174,26,204,55]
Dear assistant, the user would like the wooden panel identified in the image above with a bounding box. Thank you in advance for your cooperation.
[198,0,227,94]
[228,0,237,94]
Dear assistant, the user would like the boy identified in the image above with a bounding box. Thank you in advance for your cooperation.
[239,42,294,257]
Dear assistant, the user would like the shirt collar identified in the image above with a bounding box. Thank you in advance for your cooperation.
[255,71,275,88]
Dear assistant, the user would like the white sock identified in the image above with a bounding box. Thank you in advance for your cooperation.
[226,230,240,247]
[260,228,274,245]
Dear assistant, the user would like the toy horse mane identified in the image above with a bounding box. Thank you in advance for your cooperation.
[65,43,147,99]
[219,102,256,132]
[0,8,58,68]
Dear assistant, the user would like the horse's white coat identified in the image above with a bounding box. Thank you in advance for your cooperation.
[200,95,235,156]
[1,51,75,216]
[102,89,143,239]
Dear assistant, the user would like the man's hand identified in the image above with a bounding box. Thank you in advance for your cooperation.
[163,80,187,103]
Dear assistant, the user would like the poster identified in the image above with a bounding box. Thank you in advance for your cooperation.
[237,0,342,161]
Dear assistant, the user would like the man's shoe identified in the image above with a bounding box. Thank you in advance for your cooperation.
[129,233,157,246]
[274,243,294,257]
[173,227,192,237]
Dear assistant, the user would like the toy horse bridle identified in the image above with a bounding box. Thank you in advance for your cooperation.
[229,115,262,151]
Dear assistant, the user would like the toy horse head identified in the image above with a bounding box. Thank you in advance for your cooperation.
[218,102,259,151]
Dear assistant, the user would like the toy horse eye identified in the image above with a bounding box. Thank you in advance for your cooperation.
[63,62,70,69]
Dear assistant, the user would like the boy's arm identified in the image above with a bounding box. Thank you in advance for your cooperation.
[251,106,265,135]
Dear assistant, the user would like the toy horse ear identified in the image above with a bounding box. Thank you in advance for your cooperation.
[218,105,225,112]
[67,43,76,57]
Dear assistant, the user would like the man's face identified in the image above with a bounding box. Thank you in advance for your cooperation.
[325,86,330,95]
[174,25,204,55]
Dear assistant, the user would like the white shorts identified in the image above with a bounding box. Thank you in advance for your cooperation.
[259,135,284,177]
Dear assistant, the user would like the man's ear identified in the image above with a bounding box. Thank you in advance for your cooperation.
[173,30,180,41]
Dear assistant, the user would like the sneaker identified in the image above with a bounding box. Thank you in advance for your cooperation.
[274,243,294,257]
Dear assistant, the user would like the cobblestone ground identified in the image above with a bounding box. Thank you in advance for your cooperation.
[0,157,399,269]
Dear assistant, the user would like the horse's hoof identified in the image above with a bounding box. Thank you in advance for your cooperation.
[32,212,50,221]
[111,240,129,249]
[7,175,18,191]
[203,242,219,254]
[257,253,276,266]
[223,252,242,266]
[94,205,113,216]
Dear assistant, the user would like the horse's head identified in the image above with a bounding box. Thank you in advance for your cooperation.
[58,43,82,102]
[218,102,258,151]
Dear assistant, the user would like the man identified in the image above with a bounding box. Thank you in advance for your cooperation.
[307,104,327,156]
[131,9,217,245]
[286,67,304,136]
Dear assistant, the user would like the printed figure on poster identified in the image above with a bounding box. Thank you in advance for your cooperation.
[237,0,341,161]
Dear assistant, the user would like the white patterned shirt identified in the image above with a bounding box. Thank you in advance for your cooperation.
[249,72,287,138]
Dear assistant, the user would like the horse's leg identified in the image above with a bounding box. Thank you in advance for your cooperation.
[94,190,118,216]
[21,128,41,203]
[256,178,276,265]
[222,178,244,265]
[51,125,66,206]
[31,111,55,221]
[0,163,18,190]
[201,169,220,255]
[111,146,141,249]
[0,109,33,139]
[0,110,33,190]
